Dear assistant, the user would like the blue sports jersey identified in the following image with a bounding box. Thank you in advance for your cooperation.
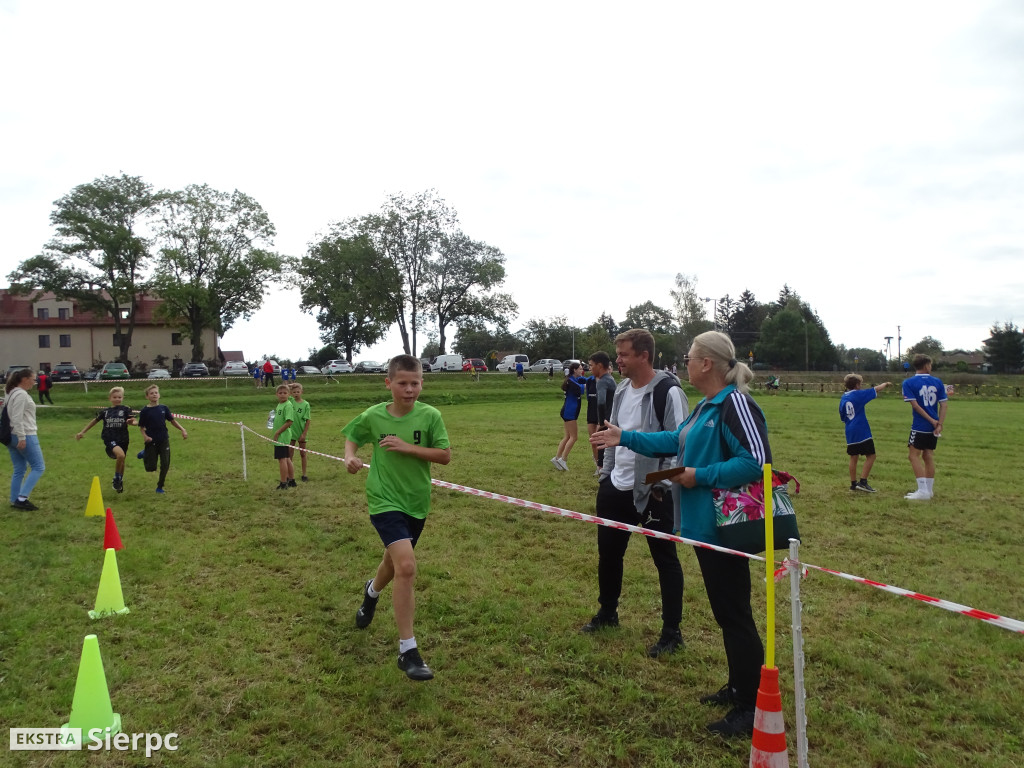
[839,388,876,445]
[902,373,947,432]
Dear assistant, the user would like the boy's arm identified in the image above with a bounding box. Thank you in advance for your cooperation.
[910,400,939,428]
[935,400,948,436]
[140,425,151,443]
[272,420,293,442]
[344,439,365,474]
[874,382,892,393]
[76,416,100,440]
[377,435,452,465]
[170,418,188,439]
[300,419,310,441]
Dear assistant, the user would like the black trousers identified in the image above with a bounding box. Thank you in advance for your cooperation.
[694,546,764,709]
[38,390,53,404]
[595,478,683,630]
[143,439,171,489]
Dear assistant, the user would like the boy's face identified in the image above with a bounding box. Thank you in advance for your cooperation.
[385,369,423,406]
[109,391,124,406]
[290,385,302,399]
[276,388,290,402]
[146,387,161,404]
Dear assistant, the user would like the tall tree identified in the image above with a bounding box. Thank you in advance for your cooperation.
[296,233,397,362]
[670,273,711,345]
[596,312,619,338]
[421,231,517,354]
[7,174,162,363]
[982,322,1024,373]
[623,300,677,334]
[755,298,837,370]
[907,336,944,360]
[152,184,286,362]
[731,289,767,348]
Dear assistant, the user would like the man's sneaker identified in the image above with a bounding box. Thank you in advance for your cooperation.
[699,684,735,706]
[550,456,564,470]
[904,490,932,500]
[155,487,165,494]
[855,479,877,493]
[707,706,756,737]
[397,647,434,681]
[355,579,379,629]
[276,482,289,490]
[136,450,145,459]
[580,611,619,633]
[647,628,684,658]
[11,499,39,511]
[556,457,568,470]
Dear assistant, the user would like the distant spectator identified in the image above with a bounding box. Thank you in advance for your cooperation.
[515,361,525,380]
[6,369,45,510]
[36,370,54,405]
[263,360,275,388]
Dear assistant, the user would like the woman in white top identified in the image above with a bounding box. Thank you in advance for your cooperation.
[5,369,44,510]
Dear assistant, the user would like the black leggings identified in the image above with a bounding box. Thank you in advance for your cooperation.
[143,440,171,489]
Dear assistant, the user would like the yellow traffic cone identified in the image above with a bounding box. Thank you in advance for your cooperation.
[88,548,130,619]
[84,476,105,517]
[61,634,121,738]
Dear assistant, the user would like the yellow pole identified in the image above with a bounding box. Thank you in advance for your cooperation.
[764,462,775,669]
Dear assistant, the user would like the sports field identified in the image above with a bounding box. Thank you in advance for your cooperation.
[2,375,1022,767]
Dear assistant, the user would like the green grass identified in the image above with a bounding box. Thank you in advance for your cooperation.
[1,375,1022,767]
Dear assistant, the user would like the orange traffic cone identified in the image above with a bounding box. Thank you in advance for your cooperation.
[103,508,123,551]
[750,665,788,767]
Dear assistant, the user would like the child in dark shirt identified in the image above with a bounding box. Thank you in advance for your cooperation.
[136,384,188,494]
[75,386,136,493]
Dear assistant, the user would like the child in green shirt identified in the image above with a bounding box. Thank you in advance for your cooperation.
[271,385,295,490]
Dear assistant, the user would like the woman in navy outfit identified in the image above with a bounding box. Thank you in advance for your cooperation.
[551,362,586,470]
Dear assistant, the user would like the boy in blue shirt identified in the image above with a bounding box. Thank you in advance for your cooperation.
[902,354,948,500]
[136,384,188,493]
[839,374,890,493]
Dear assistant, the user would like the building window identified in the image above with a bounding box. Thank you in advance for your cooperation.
[39,334,50,348]
[37,308,49,320]
[171,333,182,346]
[60,334,71,348]
[112,333,123,347]
[59,308,69,320]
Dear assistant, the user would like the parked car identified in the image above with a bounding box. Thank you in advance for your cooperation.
[222,361,250,376]
[148,368,171,379]
[181,362,210,377]
[84,369,101,381]
[51,362,82,381]
[562,359,589,373]
[99,362,130,380]
[5,364,31,380]
[354,360,384,373]
[529,358,562,373]
[323,360,354,374]
[298,365,322,375]
[429,354,463,372]
[462,358,487,372]
[496,354,530,372]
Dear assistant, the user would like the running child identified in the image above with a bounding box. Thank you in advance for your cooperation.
[839,374,890,493]
[136,384,188,494]
[75,386,136,493]
[289,382,311,481]
[343,354,451,681]
[271,384,295,489]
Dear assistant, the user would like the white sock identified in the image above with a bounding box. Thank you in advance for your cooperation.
[917,478,928,493]
[366,580,381,599]
[399,637,417,654]
[925,478,934,494]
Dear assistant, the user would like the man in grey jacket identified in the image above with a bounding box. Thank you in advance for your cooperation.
[581,329,689,657]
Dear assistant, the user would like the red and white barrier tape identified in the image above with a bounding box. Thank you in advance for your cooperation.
[161,410,1024,635]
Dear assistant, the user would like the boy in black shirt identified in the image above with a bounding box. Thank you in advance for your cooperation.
[75,386,136,493]
[136,384,188,494]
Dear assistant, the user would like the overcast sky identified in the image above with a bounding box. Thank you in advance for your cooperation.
[2,0,1021,363]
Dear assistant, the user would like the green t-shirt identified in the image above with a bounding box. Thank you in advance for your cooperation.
[291,399,311,440]
[342,401,450,519]
[273,400,295,442]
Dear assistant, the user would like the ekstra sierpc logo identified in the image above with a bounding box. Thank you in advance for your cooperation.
[10,728,179,756]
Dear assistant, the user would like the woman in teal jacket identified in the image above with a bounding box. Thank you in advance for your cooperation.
[592,331,768,739]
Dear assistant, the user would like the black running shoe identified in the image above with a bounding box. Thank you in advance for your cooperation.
[276,482,289,490]
[707,706,755,737]
[287,478,297,487]
[113,476,124,493]
[397,647,434,681]
[699,684,735,706]
[647,628,684,658]
[580,611,619,633]
[11,499,39,511]
[855,479,877,493]
[355,579,379,629]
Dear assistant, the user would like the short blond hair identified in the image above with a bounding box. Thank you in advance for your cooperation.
[145,384,160,395]
[275,384,290,393]
[108,386,125,397]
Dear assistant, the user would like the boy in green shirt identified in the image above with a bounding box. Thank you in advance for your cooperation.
[343,354,452,681]
[289,382,311,481]
[271,384,295,490]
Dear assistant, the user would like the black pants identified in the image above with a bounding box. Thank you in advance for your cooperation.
[694,546,764,709]
[143,440,171,489]
[595,478,683,631]
[38,390,53,405]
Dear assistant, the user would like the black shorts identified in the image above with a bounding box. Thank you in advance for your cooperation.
[908,430,938,451]
[274,444,290,459]
[105,440,129,459]
[586,403,599,425]
[370,510,426,548]
[846,439,875,457]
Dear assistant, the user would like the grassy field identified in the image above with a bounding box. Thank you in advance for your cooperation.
[1,374,1022,767]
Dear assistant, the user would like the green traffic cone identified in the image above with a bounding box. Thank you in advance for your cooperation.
[89,548,130,619]
[61,634,121,738]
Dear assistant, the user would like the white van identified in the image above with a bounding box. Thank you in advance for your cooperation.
[496,354,530,373]
[429,354,464,372]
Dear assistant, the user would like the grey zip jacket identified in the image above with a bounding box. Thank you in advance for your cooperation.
[599,369,689,514]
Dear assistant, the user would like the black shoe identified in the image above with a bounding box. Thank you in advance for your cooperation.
[855,479,877,493]
[850,482,858,491]
[580,611,619,633]
[397,647,434,681]
[707,706,755,737]
[276,482,289,490]
[137,450,145,460]
[287,478,297,487]
[699,684,735,706]
[355,579,379,629]
[11,499,39,511]
[113,476,123,493]
[647,628,684,658]
[301,476,309,482]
